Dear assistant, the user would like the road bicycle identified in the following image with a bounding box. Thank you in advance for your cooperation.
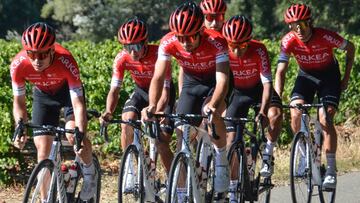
[101,118,166,203]
[15,110,102,203]
[157,113,219,203]
[287,103,336,203]
[224,110,273,203]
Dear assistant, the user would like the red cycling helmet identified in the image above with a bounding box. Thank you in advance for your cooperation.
[284,4,312,24]
[118,18,148,44]
[22,22,56,51]
[169,2,204,36]
[200,0,227,14]
[222,15,252,43]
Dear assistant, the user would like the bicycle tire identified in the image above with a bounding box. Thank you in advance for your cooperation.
[195,136,215,201]
[23,159,58,203]
[290,132,315,203]
[166,152,192,203]
[227,141,246,203]
[319,188,336,203]
[118,144,144,203]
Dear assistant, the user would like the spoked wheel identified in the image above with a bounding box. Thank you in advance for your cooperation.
[196,136,215,202]
[74,154,102,203]
[166,152,192,203]
[319,185,336,203]
[226,142,246,203]
[23,159,57,203]
[290,132,319,203]
[118,145,144,203]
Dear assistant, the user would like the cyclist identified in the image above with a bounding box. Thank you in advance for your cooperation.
[178,0,227,93]
[99,18,176,174]
[276,4,355,189]
[141,2,230,201]
[222,16,282,200]
[10,22,97,201]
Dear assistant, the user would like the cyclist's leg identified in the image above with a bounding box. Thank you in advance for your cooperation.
[290,75,317,133]
[319,72,341,188]
[32,87,62,200]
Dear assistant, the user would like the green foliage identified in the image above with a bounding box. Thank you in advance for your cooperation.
[0,35,359,184]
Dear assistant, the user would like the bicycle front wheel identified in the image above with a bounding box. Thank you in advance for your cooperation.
[290,132,314,203]
[166,152,192,203]
[23,159,57,203]
[118,144,144,203]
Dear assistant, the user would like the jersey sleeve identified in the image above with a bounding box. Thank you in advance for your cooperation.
[61,54,83,98]
[158,35,176,61]
[257,45,272,84]
[111,51,126,87]
[322,29,347,50]
[278,33,294,62]
[10,54,27,96]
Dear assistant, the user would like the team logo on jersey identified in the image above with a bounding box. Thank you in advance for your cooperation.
[129,70,153,78]
[232,68,258,78]
[295,53,330,63]
[323,34,342,47]
[256,48,269,72]
[58,56,80,80]
[282,33,295,49]
[178,60,215,70]
[207,37,224,51]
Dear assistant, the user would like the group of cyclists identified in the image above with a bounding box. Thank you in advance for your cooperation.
[11,0,355,202]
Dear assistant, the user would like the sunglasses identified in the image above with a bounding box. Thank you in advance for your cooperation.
[205,14,225,22]
[176,32,199,44]
[228,42,248,50]
[124,41,145,52]
[289,21,310,31]
[26,49,51,60]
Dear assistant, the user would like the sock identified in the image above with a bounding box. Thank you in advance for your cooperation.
[177,187,187,202]
[263,140,276,159]
[326,153,336,175]
[214,146,227,166]
[83,162,95,175]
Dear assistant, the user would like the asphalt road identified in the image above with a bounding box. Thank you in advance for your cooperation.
[270,172,360,203]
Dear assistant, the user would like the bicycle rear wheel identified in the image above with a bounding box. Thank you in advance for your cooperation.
[23,159,57,203]
[166,152,192,203]
[290,132,318,203]
[118,144,144,203]
[227,142,246,203]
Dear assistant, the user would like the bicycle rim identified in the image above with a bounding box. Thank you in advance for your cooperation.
[23,159,57,203]
[290,132,314,203]
[227,142,246,203]
[166,152,191,203]
[118,145,143,203]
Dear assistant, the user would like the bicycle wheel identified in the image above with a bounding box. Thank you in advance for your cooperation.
[166,152,192,203]
[195,136,215,201]
[290,132,316,203]
[227,142,246,203]
[23,159,58,203]
[118,144,144,203]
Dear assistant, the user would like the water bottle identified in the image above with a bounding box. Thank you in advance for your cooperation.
[67,163,78,194]
[245,147,254,181]
[61,164,70,187]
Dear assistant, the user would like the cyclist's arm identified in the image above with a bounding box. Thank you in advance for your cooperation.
[148,59,170,110]
[260,82,272,115]
[105,86,121,115]
[71,95,88,133]
[275,61,289,97]
[156,85,170,112]
[178,67,184,95]
[13,94,28,124]
[341,40,355,90]
[208,61,230,110]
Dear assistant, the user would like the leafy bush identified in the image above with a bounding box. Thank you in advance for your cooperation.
[0,36,359,184]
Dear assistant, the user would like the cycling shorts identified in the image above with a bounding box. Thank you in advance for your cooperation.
[291,63,341,108]
[225,83,282,132]
[122,83,176,134]
[32,84,76,136]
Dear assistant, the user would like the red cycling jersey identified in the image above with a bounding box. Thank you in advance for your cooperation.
[229,40,272,89]
[158,29,229,81]
[279,27,347,72]
[112,45,171,90]
[10,43,83,98]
